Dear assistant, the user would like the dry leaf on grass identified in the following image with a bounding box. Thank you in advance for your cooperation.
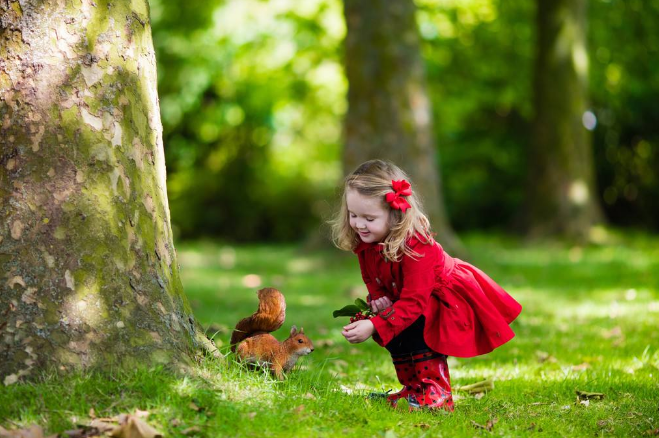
[535,351,557,363]
[456,379,494,394]
[181,426,202,436]
[0,425,55,438]
[61,425,107,438]
[132,411,149,420]
[471,418,498,432]
[571,363,591,371]
[84,412,160,438]
[88,420,116,435]
[109,414,162,438]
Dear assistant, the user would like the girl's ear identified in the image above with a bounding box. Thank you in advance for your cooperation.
[290,325,298,335]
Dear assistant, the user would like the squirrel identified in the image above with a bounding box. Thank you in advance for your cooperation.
[230,287,314,379]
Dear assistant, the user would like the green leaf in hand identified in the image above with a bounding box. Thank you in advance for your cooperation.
[354,298,369,311]
[333,304,362,318]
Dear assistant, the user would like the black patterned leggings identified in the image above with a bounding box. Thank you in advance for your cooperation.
[385,316,431,356]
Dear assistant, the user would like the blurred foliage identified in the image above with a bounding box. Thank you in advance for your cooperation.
[151,0,346,240]
[150,0,659,241]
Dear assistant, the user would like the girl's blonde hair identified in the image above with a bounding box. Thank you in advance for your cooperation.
[330,159,433,262]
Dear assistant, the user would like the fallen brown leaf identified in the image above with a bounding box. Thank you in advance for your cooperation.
[0,425,55,438]
[536,351,557,363]
[181,426,202,436]
[133,410,150,419]
[88,420,116,434]
[471,418,498,432]
[108,415,162,438]
[645,429,659,436]
[61,426,103,438]
[470,421,488,431]
[457,379,494,394]
[571,363,590,371]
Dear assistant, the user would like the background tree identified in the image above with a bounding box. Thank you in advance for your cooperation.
[0,0,212,384]
[342,0,462,254]
[525,0,603,239]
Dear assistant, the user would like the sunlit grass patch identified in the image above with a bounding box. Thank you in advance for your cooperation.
[2,231,658,437]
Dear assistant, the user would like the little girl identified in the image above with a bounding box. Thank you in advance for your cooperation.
[331,159,522,411]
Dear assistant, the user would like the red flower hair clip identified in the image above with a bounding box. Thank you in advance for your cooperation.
[386,180,412,212]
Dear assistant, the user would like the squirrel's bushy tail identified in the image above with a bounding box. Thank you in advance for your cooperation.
[230,288,286,352]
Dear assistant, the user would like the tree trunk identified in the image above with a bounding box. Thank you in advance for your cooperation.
[342,0,463,256]
[526,0,603,240]
[0,0,213,385]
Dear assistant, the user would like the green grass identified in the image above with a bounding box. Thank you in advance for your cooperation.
[2,230,659,437]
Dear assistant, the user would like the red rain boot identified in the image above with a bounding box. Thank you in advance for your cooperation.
[386,354,420,408]
[410,351,454,411]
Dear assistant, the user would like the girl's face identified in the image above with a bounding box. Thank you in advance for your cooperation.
[346,189,390,243]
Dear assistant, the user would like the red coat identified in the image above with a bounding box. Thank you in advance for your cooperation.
[355,236,522,358]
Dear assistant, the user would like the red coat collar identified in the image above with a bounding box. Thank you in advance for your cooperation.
[353,241,382,254]
[353,233,434,254]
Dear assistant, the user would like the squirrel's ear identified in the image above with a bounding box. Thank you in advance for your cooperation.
[290,325,298,335]
[300,327,304,334]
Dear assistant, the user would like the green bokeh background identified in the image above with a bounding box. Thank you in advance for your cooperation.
[149,0,659,242]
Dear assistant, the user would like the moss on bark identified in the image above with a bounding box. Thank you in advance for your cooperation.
[0,0,215,385]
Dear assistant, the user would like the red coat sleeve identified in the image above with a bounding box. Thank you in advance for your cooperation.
[357,251,386,301]
[371,242,437,346]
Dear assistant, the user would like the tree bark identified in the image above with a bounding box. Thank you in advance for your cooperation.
[526,0,603,240]
[342,0,463,256]
[0,0,213,384]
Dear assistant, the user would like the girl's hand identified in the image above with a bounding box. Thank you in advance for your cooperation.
[342,319,375,344]
[370,297,393,314]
